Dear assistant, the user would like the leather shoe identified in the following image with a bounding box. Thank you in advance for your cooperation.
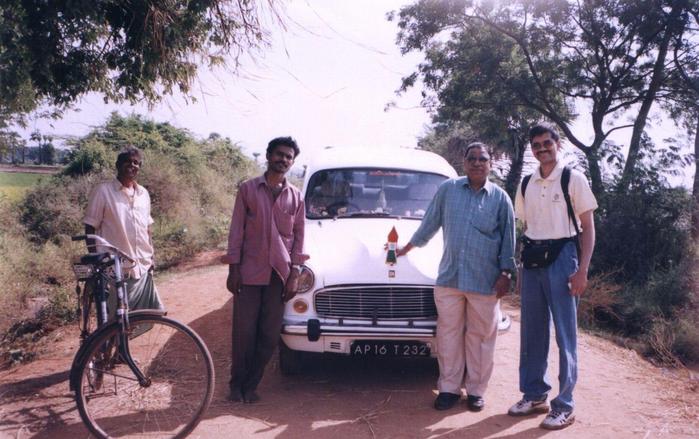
[466,394,484,411]
[433,392,461,410]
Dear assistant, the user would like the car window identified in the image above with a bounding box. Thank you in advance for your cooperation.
[305,168,447,219]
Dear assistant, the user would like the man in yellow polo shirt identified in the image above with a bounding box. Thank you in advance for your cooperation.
[507,125,597,430]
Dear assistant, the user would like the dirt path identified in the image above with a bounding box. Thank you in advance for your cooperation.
[1,264,697,439]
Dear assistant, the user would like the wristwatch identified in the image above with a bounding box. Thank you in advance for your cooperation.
[500,270,512,279]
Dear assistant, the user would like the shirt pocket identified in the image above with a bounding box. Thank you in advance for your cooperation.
[274,209,295,237]
[472,208,498,236]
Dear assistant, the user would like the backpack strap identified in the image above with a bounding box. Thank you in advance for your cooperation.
[521,174,532,198]
[561,166,581,254]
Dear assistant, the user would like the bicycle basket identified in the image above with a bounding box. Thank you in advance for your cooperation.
[72,263,94,280]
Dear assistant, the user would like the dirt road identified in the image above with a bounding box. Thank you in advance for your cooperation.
[1,264,697,438]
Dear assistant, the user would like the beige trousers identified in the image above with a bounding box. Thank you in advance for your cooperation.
[434,286,498,397]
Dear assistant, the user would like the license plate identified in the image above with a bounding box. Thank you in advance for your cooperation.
[350,340,431,357]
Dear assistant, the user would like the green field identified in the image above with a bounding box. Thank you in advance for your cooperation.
[0,171,46,201]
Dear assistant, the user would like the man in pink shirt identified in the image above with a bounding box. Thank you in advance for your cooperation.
[223,137,307,403]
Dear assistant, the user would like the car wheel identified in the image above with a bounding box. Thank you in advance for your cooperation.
[279,339,305,376]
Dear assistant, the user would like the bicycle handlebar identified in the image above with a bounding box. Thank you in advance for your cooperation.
[72,234,136,263]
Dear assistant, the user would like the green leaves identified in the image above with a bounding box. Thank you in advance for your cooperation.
[0,0,281,116]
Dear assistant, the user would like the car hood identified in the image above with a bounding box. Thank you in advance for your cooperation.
[304,218,443,287]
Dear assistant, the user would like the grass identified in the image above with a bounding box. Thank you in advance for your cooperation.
[0,172,47,201]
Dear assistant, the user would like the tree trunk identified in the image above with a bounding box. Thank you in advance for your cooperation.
[693,112,699,241]
[504,137,526,198]
[585,145,604,197]
[619,4,682,192]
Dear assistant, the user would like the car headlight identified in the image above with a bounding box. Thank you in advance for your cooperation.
[297,265,315,293]
[292,299,308,313]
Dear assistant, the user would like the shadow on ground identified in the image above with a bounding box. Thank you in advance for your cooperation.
[1,297,551,439]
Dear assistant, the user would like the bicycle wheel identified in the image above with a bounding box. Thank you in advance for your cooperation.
[74,314,214,438]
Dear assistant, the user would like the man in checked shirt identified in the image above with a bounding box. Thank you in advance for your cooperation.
[223,136,308,404]
[397,142,516,412]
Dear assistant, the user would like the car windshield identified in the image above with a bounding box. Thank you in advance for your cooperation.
[305,168,447,219]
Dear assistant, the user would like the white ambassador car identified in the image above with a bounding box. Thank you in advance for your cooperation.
[280,147,509,374]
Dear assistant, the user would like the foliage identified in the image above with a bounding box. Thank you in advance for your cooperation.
[20,173,102,243]
[0,196,77,338]
[584,135,698,364]
[391,0,699,195]
[21,113,256,265]
[2,114,256,360]
[62,140,114,177]
[0,0,283,117]
[417,123,478,174]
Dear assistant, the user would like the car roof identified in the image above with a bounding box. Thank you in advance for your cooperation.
[304,146,458,178]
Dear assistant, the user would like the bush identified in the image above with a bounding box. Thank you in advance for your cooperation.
[19,172,106,243]
[62,140,113,177]
[2,114,257,360]
[585,135,698,365]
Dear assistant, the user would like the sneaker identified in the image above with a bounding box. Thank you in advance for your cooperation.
[507,398,550,416]
[540,410,575,430]
[433,392,461,411]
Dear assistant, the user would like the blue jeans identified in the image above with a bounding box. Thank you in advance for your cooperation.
[519,242,579,413]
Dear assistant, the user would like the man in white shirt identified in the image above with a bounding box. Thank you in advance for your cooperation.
[83,146,163,314]
[507,125,597,430]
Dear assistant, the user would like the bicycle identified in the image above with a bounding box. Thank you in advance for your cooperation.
[68,234,214,438]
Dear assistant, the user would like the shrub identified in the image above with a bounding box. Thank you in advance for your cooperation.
[2,114,256,361]
[19,172,106,243]
[582,134,698,365]
[62,140,113,177]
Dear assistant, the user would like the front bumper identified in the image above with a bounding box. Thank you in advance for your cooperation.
[281,318,437,355]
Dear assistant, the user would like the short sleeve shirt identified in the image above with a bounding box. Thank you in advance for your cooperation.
[83,179,155,279]
[515,161,598,240]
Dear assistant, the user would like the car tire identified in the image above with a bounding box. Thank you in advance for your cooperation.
[279,339,305,376]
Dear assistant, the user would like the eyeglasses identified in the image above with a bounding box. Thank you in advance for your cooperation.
[465,156,489,164]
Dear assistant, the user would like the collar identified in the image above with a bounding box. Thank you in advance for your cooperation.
[533,160,565,182]
[460,176,492,194]
[112,178,143,195]
[255,173,288,189]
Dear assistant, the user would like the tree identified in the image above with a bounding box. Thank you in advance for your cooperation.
[392,0,697,196]
[0,1,283,118]
[39,138,56,165]
[661,5,699,239]
[392,7,571,196]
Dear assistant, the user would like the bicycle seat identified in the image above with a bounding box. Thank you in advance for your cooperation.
[80,252,112,265]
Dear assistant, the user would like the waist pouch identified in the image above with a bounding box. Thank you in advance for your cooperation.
[521,237,575,269]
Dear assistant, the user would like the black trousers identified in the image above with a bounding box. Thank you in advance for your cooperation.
[230,272,285,393]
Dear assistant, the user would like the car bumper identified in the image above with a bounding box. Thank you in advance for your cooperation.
[281,318,437,356]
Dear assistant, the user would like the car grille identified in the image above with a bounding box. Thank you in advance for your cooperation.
[314,285,436,320]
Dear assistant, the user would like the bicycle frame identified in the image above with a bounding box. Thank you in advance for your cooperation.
[69,235,159,391]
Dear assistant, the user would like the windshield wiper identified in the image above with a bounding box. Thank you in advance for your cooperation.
[335,212,399,219]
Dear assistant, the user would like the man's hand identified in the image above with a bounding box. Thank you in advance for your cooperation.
[283,271,300,302]
[493,274,511,299]
[568,269,588,296]
[226,264,242,295]
[395,242,414,258]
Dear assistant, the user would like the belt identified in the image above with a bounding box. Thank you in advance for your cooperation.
[521,236,577,246]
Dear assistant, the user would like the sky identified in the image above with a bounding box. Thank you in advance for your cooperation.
[19,1,431,166]
[15,0,693,185]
